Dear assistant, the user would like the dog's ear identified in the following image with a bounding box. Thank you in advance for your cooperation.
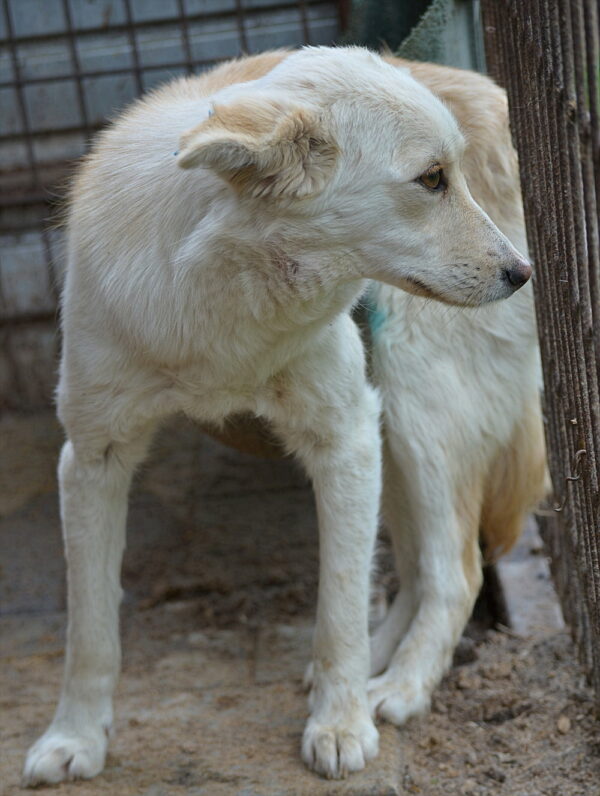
[177,97,337,199]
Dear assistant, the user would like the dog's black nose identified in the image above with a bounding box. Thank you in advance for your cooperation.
[504,262,532,287]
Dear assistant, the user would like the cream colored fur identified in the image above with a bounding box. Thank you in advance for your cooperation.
[23,47,540,786]
[365,57,548,723]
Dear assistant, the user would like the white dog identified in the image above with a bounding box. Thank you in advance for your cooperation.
[23,47,534,785]
[365,57,547,722]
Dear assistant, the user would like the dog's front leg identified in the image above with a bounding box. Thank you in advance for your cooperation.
[267,317,381,778]
[303,427,381,779]
[23,429,154,786]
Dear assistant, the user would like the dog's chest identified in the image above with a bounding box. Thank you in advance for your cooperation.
[151,268,362,378]
[153,316,320,421]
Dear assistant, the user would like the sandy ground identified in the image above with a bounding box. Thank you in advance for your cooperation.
[1,413,598,795]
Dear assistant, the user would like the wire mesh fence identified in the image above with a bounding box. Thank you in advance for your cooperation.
[481,0,600,703]
[0,0,345,408]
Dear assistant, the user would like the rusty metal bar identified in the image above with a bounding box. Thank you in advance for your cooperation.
[1,0,39,188]
[298,0,311,44]
[175,0,195,76]
[60,0,91,136]
[122,0,144,94]
[336,0,351,33]
[234,0,249,54]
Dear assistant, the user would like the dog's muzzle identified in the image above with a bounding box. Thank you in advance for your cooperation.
[503,260,532,288]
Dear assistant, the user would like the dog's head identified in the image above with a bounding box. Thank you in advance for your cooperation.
[177,47,530,307]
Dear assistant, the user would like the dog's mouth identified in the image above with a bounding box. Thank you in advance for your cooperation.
[398,274,504,308]
[401,276,441,301]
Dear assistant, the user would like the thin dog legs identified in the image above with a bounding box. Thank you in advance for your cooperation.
[266,318,382,778]
[368,448,482,724]
[23,430,154,785]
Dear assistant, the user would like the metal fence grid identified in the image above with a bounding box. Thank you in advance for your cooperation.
[0,0,345,408]
[481,0,600,702]
[1,0,344,223]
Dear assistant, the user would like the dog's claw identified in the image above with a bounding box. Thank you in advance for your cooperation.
[302,712,379,779]
[368,673,431,725]
[23,727,107,786]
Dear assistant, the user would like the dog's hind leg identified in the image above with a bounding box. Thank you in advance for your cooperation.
[367,433,483,725]
[23,415,158,786]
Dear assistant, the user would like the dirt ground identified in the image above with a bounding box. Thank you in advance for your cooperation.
[1,413,599,795]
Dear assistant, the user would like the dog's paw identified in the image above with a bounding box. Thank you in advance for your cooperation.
[22,726,108,786]
[301,710,379,779]
[367,672,431,725]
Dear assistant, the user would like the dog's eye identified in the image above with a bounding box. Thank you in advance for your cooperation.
[418,167,446,191]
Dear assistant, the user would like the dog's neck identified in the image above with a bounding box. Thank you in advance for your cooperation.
[173,201,366,325]
[107,207,365,381]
